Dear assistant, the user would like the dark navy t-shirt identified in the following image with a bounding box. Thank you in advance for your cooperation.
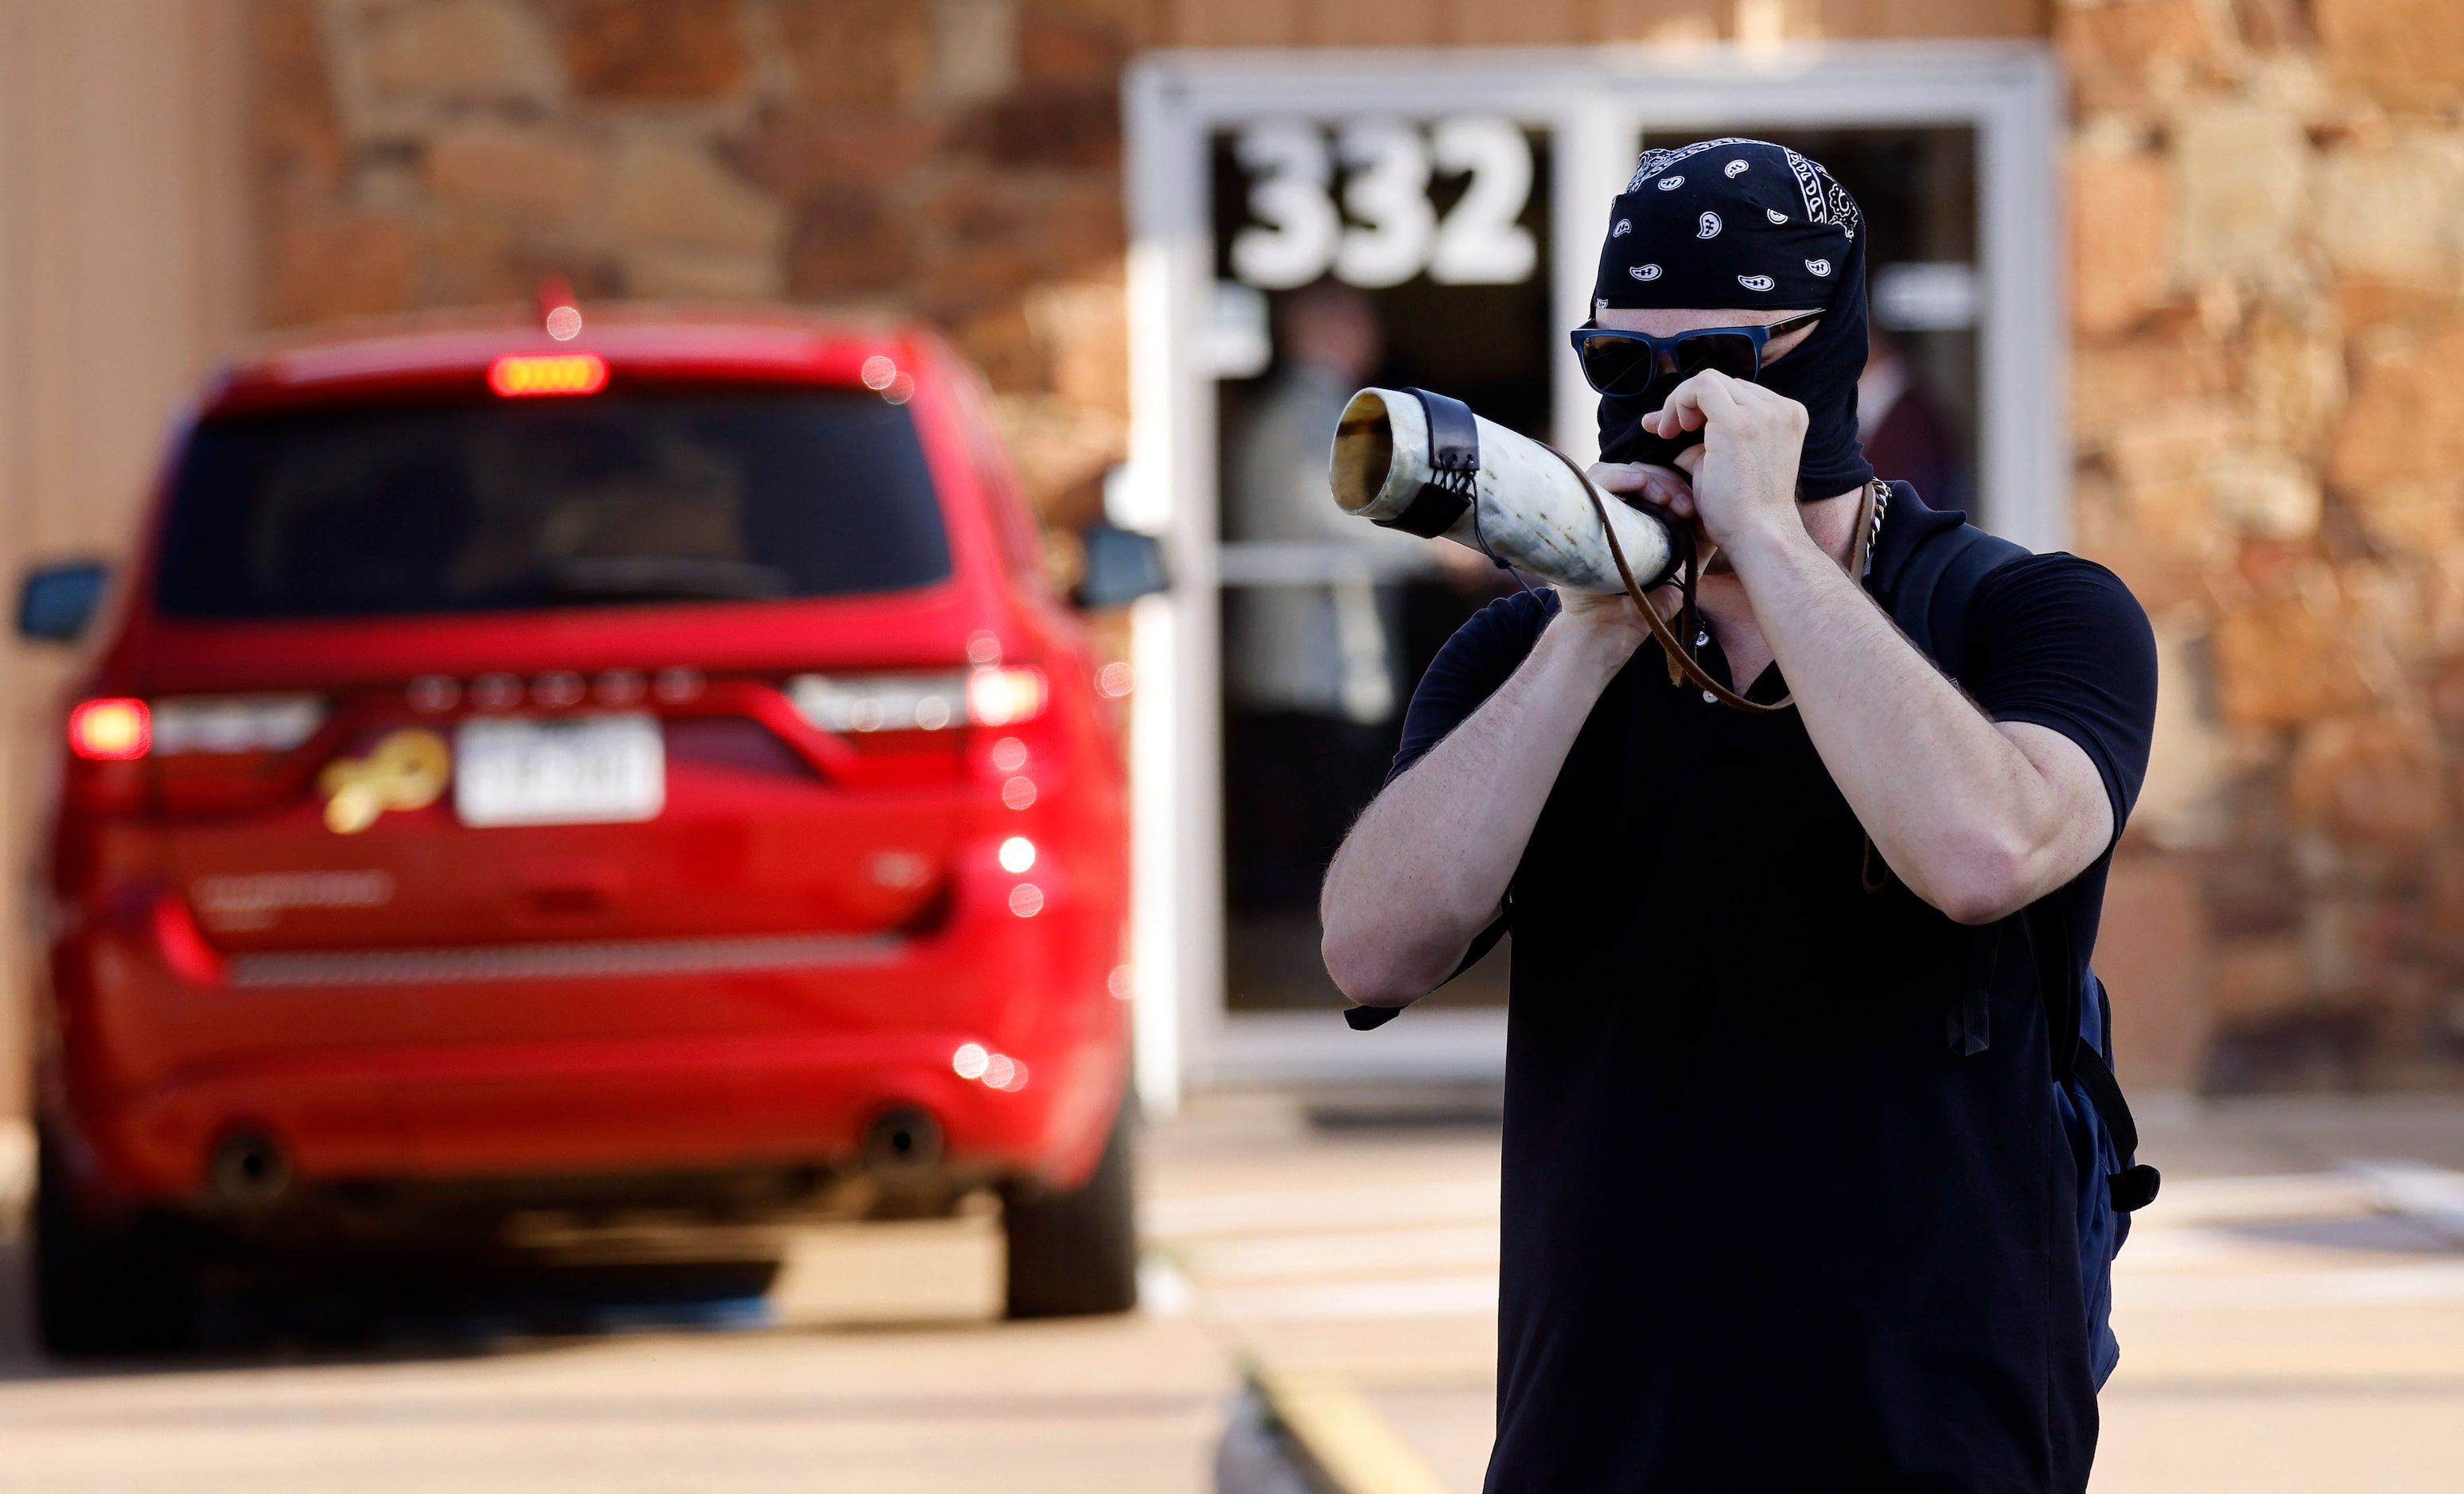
[1386,507,2157,1493]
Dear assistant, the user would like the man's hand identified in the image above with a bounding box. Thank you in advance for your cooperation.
[1640,371,1808,562]
[1585,459,1692,512]
[1571,459,1696,642]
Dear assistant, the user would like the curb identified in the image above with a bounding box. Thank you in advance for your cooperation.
[1251,1365,1454,1494]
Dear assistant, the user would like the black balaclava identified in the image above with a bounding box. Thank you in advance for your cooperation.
[1591,138,1874,497]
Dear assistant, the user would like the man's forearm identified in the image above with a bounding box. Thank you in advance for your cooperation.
[1726,527,2100,921]
[1321,612,1635,1003]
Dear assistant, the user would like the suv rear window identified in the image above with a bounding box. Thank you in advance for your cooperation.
[155,388,952,619]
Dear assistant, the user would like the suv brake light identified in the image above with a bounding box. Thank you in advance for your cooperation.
[967,667,1047,727]
[68,698,150,760]
[489,353,607,396]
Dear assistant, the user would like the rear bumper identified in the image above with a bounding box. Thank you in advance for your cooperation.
[91,1025,1119,1197]
[47,883,1127,1208]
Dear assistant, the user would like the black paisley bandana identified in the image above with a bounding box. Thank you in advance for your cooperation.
[1592,138,1875,498]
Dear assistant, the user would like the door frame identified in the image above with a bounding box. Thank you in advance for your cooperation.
[1120,41,2065,1105]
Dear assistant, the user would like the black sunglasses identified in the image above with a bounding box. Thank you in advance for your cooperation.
[1567,310,1824,397]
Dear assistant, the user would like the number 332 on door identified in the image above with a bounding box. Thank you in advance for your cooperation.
[1229,115,1538,291]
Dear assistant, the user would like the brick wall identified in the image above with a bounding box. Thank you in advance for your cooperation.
[2061,0,2464,1088]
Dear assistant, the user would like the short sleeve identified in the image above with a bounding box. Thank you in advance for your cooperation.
[1960,554,2158,845]
[1388,589,1559,783]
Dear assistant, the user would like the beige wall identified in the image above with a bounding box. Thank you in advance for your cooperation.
[0,0,253,1115]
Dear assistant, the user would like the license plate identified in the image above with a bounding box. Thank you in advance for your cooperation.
[454,714,664,828]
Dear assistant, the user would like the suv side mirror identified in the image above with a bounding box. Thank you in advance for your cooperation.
[1073,526,1170,609]
[18,560,109,643]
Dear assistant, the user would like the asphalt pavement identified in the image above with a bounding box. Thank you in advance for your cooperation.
[2,1092,2462,1492]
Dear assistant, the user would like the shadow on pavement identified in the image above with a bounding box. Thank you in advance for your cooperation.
[0,1217,782,1381]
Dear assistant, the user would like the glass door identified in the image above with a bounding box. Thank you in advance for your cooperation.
[1121,45,2063,1099]
[1205,116,1557,1014]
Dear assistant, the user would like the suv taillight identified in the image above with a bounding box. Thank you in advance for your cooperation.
[152,695,325,754]
[67,694,328,761]
[68,699,149,760]
[788,673,962,733]
[966,667,1048,727]
[788,667,1046,734]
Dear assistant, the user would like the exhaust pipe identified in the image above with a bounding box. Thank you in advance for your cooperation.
[208,1129,293,1208]
[862,1106,944,1172]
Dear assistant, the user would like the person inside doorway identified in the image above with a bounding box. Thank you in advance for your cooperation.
[1223,278,1416,729]
[1859,323,1960,506]
[1320,139,2158,1491]
[1220,279,1433,916]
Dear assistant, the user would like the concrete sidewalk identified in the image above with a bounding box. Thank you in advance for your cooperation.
[1,1093,2460,1491]
[0,1118,1233,1494]
[1146,1091,2464,1493]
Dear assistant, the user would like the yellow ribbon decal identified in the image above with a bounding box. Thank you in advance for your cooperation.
[320,729,450,835]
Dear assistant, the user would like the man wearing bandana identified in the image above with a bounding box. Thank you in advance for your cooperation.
[1321,140,2157,1491]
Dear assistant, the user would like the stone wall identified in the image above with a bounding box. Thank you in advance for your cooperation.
[256,0,1141,527]
[2061,0,2464,1087]
[243,0,2464,1091]
[251,0,2043,524]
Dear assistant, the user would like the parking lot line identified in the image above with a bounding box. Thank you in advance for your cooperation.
[1254,1366,1456,1494]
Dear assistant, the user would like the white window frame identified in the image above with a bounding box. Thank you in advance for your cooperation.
[1120,42,2065,1107]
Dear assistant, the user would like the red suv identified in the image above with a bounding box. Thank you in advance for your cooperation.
[17,301,1158,1352]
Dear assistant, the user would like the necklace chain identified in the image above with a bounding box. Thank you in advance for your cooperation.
[1862,478,1890,580]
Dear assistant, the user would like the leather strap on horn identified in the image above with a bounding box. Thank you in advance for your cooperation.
[1540,445,1882,715]
[1374,388,1482,539]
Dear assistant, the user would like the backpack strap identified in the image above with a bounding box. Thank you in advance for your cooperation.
[2069,1039,2163,1212]
[2019,897,2084,1084]
[1947,922,1997,1057]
